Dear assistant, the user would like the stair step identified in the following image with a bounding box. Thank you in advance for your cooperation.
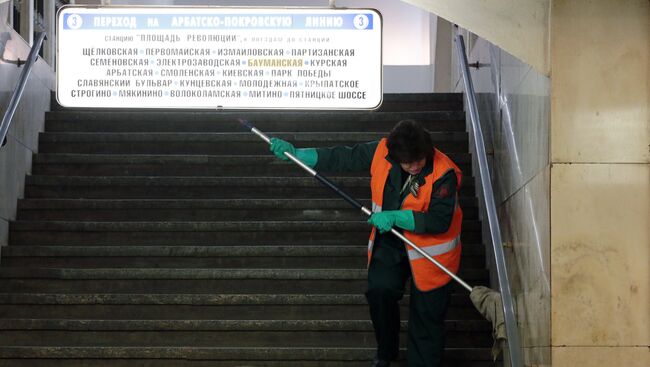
[31,153,472,177]
[0,268,488,294]
[0,244,486,257]
[0,245,486,269]
[17,198,477,209]
[37,132,469,154]
[8,220,483,246]
[23,176,475,199]
[37,131,467,142]
[0,293,485,320]
[0,346,495,366]
[8,220,482,231]
[0,319,491,348]
[8,233,483,246]
[0,245,371,268]
[13,208,478,222]
[0,319,492,333]
[15,198,479,221]
[44,110,466,132]
[0,267,488,281]
[33,153,471,165]
[8,236,483,247]
[0,318,488,332]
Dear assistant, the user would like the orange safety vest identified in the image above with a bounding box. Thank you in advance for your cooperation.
[368,138,463,291]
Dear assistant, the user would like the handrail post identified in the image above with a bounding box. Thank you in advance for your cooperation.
[1,32,47,148]
[454,33,524,367]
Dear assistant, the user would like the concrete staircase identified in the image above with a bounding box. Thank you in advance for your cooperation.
[0,94,497,366]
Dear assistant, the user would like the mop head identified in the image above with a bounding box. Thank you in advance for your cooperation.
[470,285,506,360]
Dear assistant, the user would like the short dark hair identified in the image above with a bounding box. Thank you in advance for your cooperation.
[386,119,433,163]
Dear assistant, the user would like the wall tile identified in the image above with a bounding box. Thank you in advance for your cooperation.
[464,35,552,366]
[553,347,649,367]
[551,163,650,346]
[551,0,650,163]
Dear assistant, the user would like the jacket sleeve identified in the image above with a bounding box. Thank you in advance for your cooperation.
[314,141,379,172]
[411,170,458,234]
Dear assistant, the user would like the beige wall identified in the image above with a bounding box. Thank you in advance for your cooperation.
[550,0,650,366]
[401,0,551,75]
[551,0,650,164]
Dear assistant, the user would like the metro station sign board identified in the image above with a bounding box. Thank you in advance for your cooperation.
[56,6,383,110]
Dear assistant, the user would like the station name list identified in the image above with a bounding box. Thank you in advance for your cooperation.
[57,7,382,109]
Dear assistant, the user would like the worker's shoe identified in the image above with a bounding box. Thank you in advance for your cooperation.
[371,356,390,367]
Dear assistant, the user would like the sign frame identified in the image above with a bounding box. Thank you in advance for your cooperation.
[56,5,384,110]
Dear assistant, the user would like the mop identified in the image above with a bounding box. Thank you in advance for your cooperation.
[238,118,506,360]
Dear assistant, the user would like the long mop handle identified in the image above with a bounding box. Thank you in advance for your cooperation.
[239,119,473,292]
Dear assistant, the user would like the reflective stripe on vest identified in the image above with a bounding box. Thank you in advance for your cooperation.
[408,235,460,260]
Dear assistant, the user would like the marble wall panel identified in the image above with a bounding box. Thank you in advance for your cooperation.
[461,35,551,366]
[499,167,550,366]
[0,137,19,219]
[0,219,6,247]
[0,15,54,246]
[496,55,549,200]
[9,68,51,150]
[466,38,550,204]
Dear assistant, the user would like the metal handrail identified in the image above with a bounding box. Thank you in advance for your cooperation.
[454,33,523,367]
[1,32,47,148]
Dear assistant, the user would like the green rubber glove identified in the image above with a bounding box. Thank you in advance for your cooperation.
[269,138,318,167]
[295,148,318,168]
[269,138,295,161]
[368,210,415,234]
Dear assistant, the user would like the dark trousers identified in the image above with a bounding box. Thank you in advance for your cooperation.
[366,244,451,367]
